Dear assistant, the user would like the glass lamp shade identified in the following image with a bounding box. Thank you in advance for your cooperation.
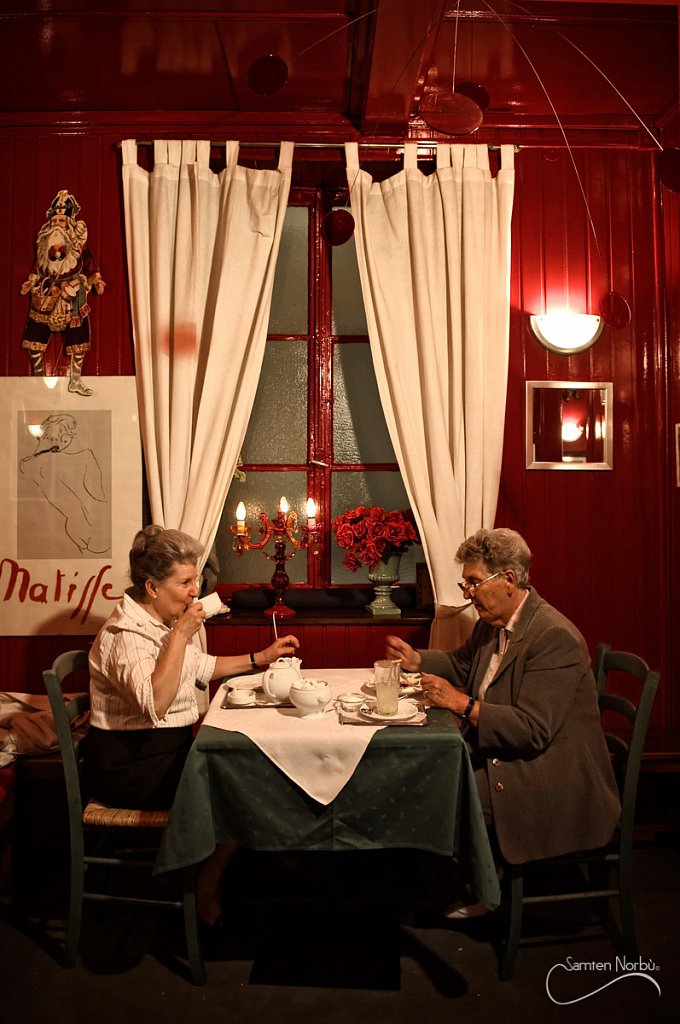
[529,311,604,354]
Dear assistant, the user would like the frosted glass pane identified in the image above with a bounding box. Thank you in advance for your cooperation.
[269,206,308,334]
[241,340,308,464]
[333,343,395,463]
[331,221,368,336]
[330,472,419,585]
[215,472,309,585]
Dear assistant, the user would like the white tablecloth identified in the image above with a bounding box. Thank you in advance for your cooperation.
[202,668,380,805]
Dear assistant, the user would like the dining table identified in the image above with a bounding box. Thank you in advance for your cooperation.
[154,668,501,911]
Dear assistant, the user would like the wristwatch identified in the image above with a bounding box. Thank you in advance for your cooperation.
[454,696,475,723]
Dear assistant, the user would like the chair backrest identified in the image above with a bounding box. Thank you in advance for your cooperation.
[43,650,90,825]
[593,643,661,844]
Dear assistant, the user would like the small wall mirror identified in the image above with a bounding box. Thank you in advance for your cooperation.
[526,381,613,470]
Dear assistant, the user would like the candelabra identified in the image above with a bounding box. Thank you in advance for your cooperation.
[230,496,320,618]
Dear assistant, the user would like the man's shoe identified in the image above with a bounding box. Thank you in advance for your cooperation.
[443,865,502,920]
[444,898,489,920]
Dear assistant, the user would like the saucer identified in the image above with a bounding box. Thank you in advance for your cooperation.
[359,699,419,723]
[222,674,288,709]
[227,692,258,708]
[226,672,264,692]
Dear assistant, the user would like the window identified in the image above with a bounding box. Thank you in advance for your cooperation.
[214,190,415,593]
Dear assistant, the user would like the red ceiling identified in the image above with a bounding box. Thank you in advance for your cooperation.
[0,1,677,145]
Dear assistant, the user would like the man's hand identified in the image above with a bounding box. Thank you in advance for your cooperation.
[385,635,421,671]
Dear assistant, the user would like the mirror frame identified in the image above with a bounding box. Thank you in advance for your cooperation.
[526,381,613,470]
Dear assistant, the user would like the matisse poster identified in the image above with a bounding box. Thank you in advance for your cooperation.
[0,377,142,635]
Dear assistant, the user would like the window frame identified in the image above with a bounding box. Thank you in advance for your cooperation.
[220,186,404,595]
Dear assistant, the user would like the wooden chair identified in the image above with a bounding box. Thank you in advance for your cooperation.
[0,766,15,905]
[498,643,660,980]
[43,650,206,985]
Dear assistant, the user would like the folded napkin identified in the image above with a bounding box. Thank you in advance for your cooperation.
[202,669,381,805]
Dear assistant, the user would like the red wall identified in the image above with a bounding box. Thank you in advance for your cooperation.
[498,146,675,735]
[0,130,676,734]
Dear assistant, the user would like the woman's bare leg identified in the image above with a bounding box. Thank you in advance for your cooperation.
[197,841,237,925]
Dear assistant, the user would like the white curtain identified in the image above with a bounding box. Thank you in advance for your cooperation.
[345,142,515,648]
[121,139,293,561]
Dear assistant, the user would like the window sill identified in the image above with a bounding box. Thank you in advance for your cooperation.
[206,605,432,627]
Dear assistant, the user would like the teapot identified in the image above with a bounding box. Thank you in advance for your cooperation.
[262,656,303,703]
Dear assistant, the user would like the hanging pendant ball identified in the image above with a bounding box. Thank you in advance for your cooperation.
[599,291,631,330]
[322,209,355,246]
[658,148,680,192]
[453,81,490,113]
[419,90,484,136]
[247,55,288,96]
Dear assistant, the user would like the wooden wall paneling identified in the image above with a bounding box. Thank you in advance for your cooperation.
[0,634,95,695]
[662,162,680,734]
[500,148,668,733]
[204,622,431,676]
[93,136,135,375]
[9,135,39,377]
[0,136,14,375]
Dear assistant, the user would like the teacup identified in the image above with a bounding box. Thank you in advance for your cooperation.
[199,591,227,618]
[229,687,257,706]
[336,692,365,713]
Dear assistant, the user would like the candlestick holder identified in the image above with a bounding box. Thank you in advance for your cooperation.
[230,498,320,618]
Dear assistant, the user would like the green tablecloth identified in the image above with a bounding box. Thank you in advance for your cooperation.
[155,709,501,909]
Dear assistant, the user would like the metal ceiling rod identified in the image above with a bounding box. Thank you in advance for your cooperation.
[127,139,510,153]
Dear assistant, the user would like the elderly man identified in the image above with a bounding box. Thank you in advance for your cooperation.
[386,527,620,916]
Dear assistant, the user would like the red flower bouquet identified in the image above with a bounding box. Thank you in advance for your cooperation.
[332,505,420,572]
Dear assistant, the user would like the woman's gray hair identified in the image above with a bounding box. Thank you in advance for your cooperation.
[128,525,203,596]
[456,528,532,589]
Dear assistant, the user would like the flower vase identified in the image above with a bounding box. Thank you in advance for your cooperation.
[366,552,402,616]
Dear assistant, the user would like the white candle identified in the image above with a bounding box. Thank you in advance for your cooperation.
[235,501,246,535]
[279,496,289,515]
[305,497,317,528]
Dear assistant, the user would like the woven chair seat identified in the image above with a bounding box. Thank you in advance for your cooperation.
[83,799,169,829]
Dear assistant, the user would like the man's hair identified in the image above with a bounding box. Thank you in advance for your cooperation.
[456,528,532,588]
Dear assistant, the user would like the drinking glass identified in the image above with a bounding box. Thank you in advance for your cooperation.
[373,659,401,715]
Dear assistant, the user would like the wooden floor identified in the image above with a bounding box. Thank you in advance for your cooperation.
[1,840,678,1024]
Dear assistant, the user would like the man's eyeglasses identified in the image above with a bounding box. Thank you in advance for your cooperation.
[457,570,504,598]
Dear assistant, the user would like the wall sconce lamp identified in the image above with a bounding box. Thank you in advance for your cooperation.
[529,311,604,354]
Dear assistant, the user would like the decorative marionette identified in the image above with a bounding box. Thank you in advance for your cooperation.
[20,190,105,396]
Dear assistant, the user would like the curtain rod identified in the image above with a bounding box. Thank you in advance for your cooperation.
[126,139,513,153]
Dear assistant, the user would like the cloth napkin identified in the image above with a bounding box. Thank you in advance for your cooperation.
[202,669,381,805]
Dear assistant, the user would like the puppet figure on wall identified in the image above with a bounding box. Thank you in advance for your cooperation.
[20,190,106,397]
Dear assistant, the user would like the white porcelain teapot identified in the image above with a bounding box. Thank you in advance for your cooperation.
[262,656,303,703]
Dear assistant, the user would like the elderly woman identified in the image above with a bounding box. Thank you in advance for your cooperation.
[386,527,620,917]
[85,524,299,923]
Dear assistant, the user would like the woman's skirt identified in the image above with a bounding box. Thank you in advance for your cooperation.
[82,725,194,810]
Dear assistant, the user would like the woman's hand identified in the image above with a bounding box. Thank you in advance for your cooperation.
[172,601,206,641]
[385,634,421,671]
[258,634,300,666]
